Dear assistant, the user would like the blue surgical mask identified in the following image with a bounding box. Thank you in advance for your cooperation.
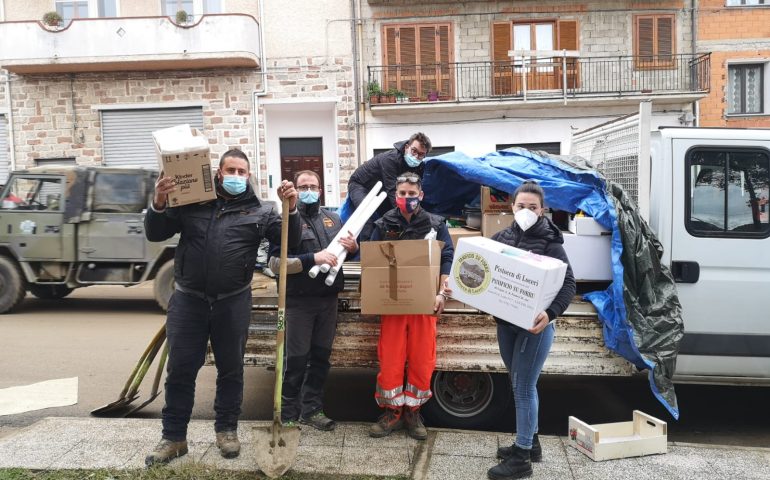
[221,175,247,196]
[299,190,320,205]
[404,152,421,168]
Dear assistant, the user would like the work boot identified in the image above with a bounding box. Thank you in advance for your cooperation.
[488,445,532,480]
[368,408,403,438]
[403,406,428,441]
[144,438,188,467]
[300,411,337,431]
[215,430,241,459]
[497,434,542,462]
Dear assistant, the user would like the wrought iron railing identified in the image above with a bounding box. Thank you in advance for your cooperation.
[366,53,710,104]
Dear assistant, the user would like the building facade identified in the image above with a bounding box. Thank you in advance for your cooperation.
[696,0,770,127]
[0,0,358,205]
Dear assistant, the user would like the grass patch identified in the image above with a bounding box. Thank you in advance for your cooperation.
[0,465,408,480]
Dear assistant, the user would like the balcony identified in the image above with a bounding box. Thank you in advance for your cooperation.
[367,53,710,114]
[0,14,261,74]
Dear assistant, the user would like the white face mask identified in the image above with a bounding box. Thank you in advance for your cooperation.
[514,208,540,232]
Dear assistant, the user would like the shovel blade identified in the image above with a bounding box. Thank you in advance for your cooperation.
[254,422,301,478]
[90,393,140,417]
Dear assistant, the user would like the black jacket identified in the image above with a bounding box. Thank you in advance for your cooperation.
[269,202,345,297]
[492,216,576,321]
[371,207,455,276]
[348,140,424,219]
[145,184,301,297]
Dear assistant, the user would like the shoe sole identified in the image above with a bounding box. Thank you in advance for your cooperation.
[496,451,542,463]
[299,420,336,431]
[487,467,533,480]
[144,448,188,467]
[219,450,240,459]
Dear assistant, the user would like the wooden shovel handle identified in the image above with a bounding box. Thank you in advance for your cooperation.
[273,197,290,421]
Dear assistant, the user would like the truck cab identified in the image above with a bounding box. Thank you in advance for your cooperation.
[649,128,770,383]
[0,166,177,313]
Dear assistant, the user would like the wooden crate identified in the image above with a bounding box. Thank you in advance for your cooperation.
[567,410,667,461]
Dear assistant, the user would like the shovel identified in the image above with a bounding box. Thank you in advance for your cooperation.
[91,324,166,416]
[254,196,301,478]
[123,341,168,417]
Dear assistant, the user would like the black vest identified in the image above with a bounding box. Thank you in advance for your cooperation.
[373,207,446,241]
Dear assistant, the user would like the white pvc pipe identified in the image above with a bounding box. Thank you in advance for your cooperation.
[325,250,348,286]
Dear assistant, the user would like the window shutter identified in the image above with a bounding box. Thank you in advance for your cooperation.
[438,25,452,97]
[419,25,438,96]
[656,16,673,57]
[637,16,655,59]
[383,25,399,92]
[557,20,579,89]
[399,26,417,97]
[492,22,513,95]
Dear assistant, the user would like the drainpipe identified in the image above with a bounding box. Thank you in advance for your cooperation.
[252,0,268,198]
[350,0,363,168]
[4,74,16,172]
[691,0,699,126]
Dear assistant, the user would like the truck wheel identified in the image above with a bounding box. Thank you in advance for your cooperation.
[0,256,27,314]
[153,260,175,312]
[29,284,74,300]
[422,371,512,430]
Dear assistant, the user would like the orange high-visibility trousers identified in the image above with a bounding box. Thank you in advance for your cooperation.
[374,314,437,408]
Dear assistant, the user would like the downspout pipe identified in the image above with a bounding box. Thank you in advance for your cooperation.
[252,0,268,198]
[350,0,362,168]
[4,74,16,173]
[691,0,699,126]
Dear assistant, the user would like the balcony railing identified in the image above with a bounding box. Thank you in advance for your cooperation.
[367,53,710,105]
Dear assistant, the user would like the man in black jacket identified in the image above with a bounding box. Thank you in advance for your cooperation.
[269,170,357,431]
[144,149,301,466]
[348,132,432,241]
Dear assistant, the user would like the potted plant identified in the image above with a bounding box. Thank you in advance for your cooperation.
[395,90,409,103]
[367,81,383,104]
[384,87,400,103]
[427,90,440,102]
[175,9,189,24]
[42,11,63,28]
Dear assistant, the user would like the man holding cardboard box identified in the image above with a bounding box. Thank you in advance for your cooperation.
[486,181,575,480]
[144,149,301,466]
[367,172,454,441]
[348,132,432,242]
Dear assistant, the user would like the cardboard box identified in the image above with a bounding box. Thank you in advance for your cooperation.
[562,232,612,281]
[153,124,216,207]
[448,227,481,247]
[568,215,610,236]
[568,411,667,461]
[481,186,511,213]
[448,236,568,329]
[482,213,512,238]
[361,239,443,315]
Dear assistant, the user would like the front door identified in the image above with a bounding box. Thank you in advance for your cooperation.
[280,138,324,202]
[0,175,65,260]
[670,139,770,378]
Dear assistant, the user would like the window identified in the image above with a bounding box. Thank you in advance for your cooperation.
[381,23,453,100]
[97,0,117,17]
[162,0,221,17]
[728,64,765,115]
[726,0,768,5]
[491,20,578,94]
[56,1,89,23]
[93,173,147,213]
[634,15,675,69]
[686,148,770,238]
[1,177,63,212]
[496,142,561,155]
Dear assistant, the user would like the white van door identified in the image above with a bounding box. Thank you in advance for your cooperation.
[670,137,770,380]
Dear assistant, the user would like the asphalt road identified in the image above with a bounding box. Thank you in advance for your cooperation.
[1,285,769,449]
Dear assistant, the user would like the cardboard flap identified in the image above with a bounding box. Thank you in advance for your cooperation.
[361,240,443,268]
[379,242,399,300]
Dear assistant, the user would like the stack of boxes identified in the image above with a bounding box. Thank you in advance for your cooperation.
[480,186,512,238]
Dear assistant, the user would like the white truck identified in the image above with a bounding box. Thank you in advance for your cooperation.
[233,123,770,429]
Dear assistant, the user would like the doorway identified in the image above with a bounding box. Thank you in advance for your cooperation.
[280,137,324,202]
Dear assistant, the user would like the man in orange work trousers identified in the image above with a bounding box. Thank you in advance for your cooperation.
[367,172,454,440]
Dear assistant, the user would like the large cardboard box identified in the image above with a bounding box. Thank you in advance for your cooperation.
[568,411,667,461]
[481,186,511,213]
[361,239,443,315]
[448,236,568,329]
[568,215,610,236]
[562,232,612,281]
[153,124,216,207]
[448,227,481,247]
[482,213,512,238]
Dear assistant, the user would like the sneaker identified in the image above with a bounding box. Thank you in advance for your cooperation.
[215,430,241,459]
[144,438,188,467]
[488,445,533,480]
[403,407,428,441]
[497,434,542,462]
[368,408,403,438]
[300,411,337,431]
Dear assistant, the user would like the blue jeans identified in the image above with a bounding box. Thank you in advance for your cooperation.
[496,321,555,449]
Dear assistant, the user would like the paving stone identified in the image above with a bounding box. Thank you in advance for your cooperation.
[199,442,259,471]
[293,445,343,474]
[0,439,78,469]
[50,440,145,469]
[297,423,345,447]
[701,447,770,480]
[433,431,497,458]
[426,453,496,480]
[339,445,410,476]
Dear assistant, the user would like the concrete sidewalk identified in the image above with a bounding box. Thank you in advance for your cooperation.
[0,417,768,479]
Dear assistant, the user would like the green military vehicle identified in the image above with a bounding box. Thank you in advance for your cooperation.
[0,165,177,313]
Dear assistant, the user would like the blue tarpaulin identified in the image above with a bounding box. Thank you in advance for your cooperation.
[341,148,682,418]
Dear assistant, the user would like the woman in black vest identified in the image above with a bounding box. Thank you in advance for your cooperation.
[487,181,575,480]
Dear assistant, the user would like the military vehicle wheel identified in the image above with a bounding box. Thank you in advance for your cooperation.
[0,256,27,314]
[422,371,511,430]
[154,260,175,312]
[29,284,74,299]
